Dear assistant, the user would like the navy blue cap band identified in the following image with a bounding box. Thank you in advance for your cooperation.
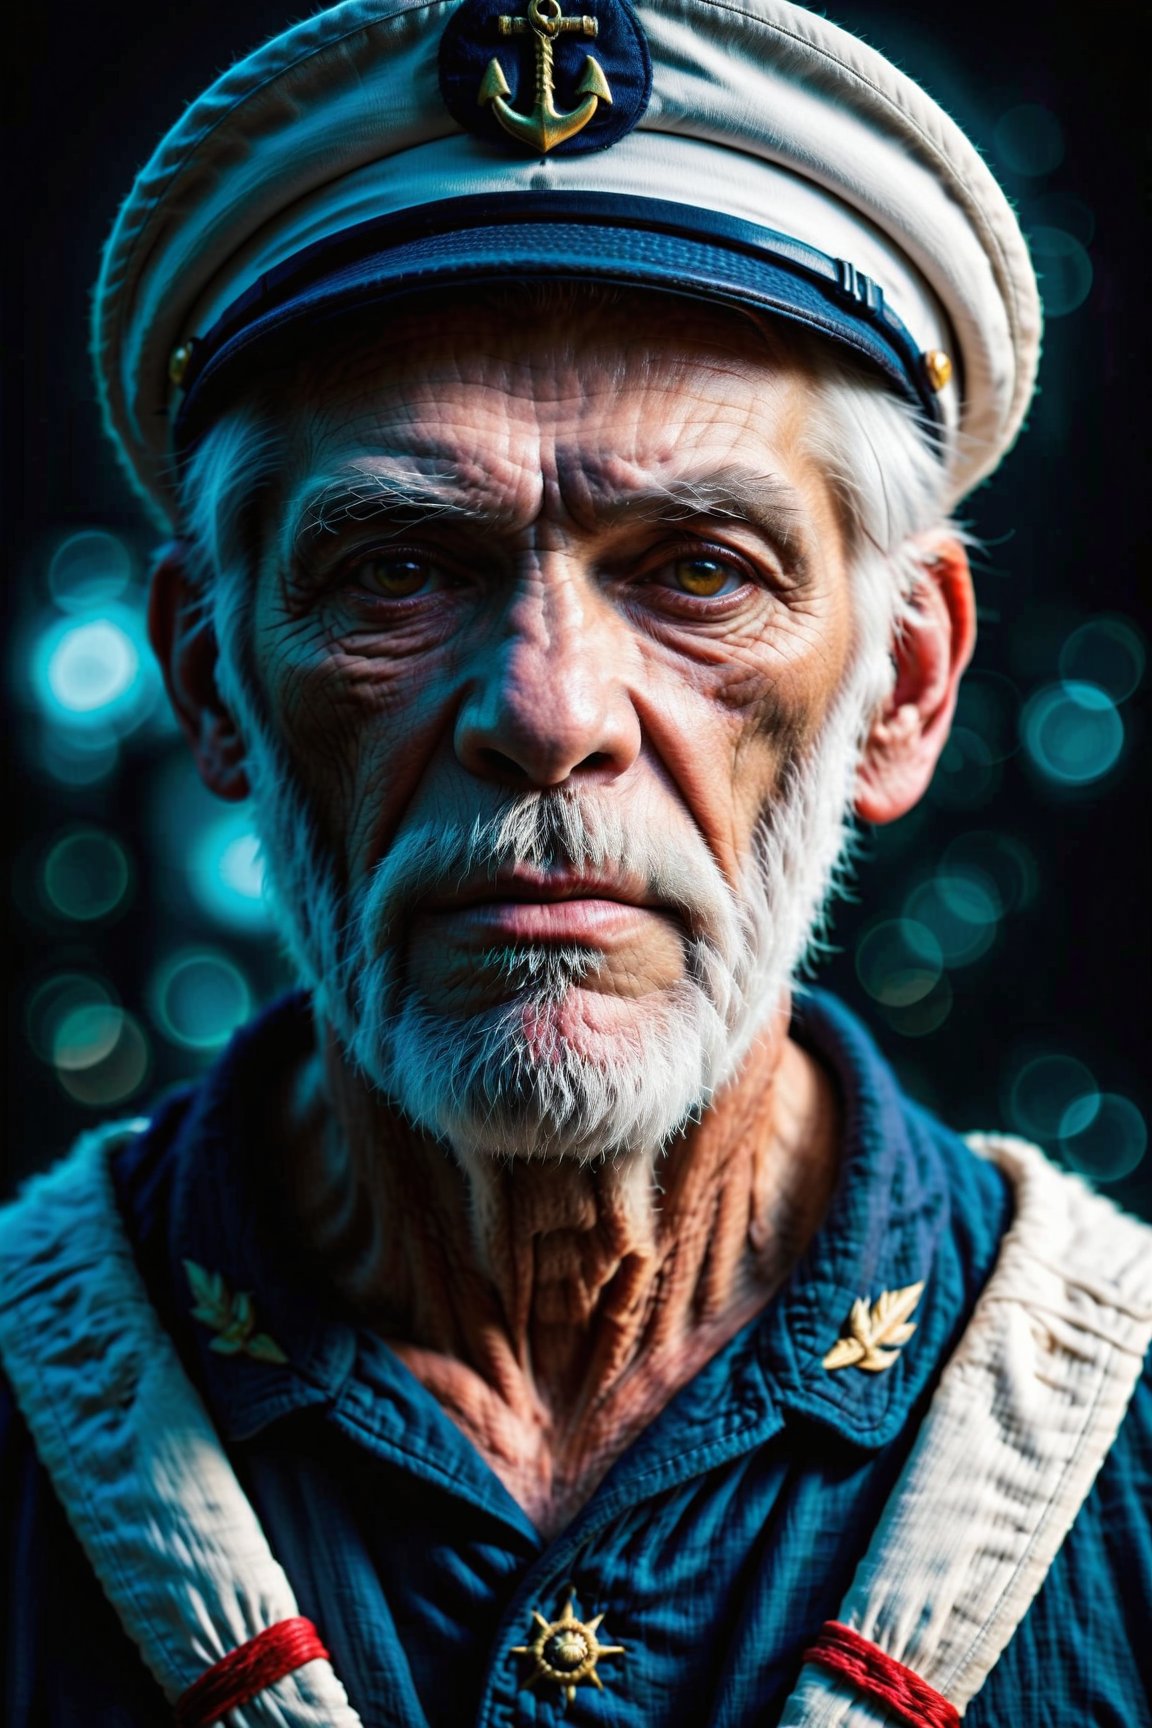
[173,191,943,447]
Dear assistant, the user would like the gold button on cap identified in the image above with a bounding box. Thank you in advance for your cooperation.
[923,348,953,392]
[168,341,194,388]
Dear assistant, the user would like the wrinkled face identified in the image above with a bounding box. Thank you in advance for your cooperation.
[229,299,873,1161]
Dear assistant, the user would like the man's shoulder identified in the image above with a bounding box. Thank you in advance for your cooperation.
[967,1348,1152,1725]
[0,1094,240,1723]
[928,1129,1152,1722]
[960,1127,1152,1327]
[0,1353,174,1725]
[0,1086,192,1263]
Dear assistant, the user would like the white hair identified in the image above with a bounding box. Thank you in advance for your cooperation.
[175,312,958,1175]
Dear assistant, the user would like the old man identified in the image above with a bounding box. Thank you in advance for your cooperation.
[2,1,1149,1724]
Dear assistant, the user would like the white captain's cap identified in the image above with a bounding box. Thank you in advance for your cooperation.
[93,0,1041,526]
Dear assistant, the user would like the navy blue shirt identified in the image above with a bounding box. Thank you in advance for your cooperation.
[3,992,1149,1726]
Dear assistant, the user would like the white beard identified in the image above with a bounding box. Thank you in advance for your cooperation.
[240,649,879,1174]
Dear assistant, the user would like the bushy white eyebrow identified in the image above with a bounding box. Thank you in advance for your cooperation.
[287,459,811,574]
[292,466,476,545]
[612,470,809,569]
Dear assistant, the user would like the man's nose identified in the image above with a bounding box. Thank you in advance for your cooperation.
[453,568,642,788]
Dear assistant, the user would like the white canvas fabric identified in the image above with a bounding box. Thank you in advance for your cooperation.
[779,1133,1152,1724]
[92,0,1041,527]
[1,1124,1148,1723]
[0,1125,363,1728]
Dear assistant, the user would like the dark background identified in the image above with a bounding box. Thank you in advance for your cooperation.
[6,0,1149,1215]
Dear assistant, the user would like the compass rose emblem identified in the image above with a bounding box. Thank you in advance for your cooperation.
[511,1592,626,1704]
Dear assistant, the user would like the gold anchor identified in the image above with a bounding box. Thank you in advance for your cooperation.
[478,0,612,154]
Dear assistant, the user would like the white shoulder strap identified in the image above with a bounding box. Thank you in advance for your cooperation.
[3,1128,1149,1727]
[779,1132,1152,1725]
[0,1125,364,1728]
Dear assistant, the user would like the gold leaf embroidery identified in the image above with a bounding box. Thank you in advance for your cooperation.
[822,1280,924,1373]
[184,1260,289,1365]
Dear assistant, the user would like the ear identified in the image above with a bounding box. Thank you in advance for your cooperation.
[854,533,976,825]
[147,542,251,802]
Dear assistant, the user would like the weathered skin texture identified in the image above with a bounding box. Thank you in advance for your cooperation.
[282,1012,839,1535]
[256,306,856,917]
[152,299,974,1537]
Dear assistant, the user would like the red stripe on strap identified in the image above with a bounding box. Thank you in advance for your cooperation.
[174,1617,330,1727]
[802,1621,960,1728]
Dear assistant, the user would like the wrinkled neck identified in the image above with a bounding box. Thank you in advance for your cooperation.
[282,1006,840,1424]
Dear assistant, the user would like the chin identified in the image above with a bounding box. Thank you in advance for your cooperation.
[338,957,730,1166]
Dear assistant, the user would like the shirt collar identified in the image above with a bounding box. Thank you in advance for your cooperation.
[758,989,1002,1448]
[151,988,1005,1456]
[162,993,357,1441]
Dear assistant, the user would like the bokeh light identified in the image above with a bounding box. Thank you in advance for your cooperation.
[1021,681,1124,785]
[26,972,118,1065]
[878,973,954,1040]
[1058,1093,1148,1184]
[1029,226,1093,318]
[904,872,1000,968]
[189,809,272,933]
[940,831,1038,915]
[1059,617,1145,704]
[150,950,253,1052]
[47,530,132,614]
[30,604,159,734]
[56,1011,151,1106]
[1005,1053,1098,1143]
[1008,601,1084,684]
[855,918,943,1007]
[1020,191,1095,247]
[41,828,133,922]
[44,619,137,713]
[52,1003,125,1072]
[35,726,121,787]
[994,103,1064,176]
[928,726,1001,809]
[953,670,1021,765]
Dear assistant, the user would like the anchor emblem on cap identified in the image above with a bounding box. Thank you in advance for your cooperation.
[478,0,612,153]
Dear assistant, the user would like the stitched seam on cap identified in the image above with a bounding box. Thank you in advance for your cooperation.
[109,0,1025,351]
[691,0,1026,348]
[109,0,448,352]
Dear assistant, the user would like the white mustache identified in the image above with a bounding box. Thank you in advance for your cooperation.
[350,789,749,965]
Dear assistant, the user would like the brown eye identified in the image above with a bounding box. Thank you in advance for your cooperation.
[669,556,742,597]
[355,554,433,597]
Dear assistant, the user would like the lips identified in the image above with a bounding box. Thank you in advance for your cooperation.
[416,867,671,943]
[419,867,657,913]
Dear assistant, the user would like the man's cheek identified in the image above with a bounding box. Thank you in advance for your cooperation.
[265,656,437,859]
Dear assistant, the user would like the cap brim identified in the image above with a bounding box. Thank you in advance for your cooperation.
[174,193,940,445]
